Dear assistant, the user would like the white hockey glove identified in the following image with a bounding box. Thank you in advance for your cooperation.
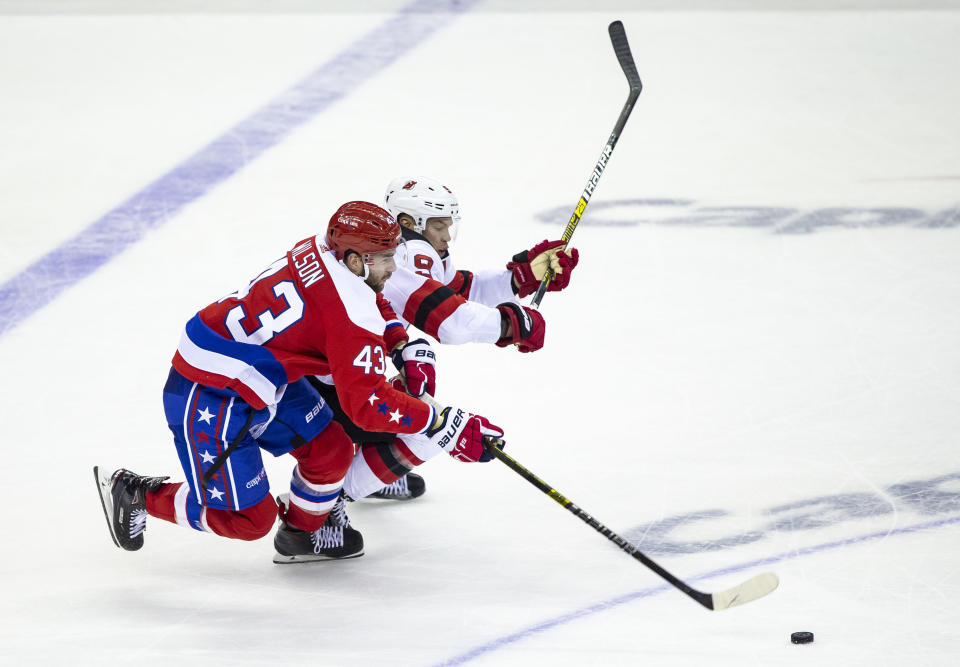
[424,407,504,463]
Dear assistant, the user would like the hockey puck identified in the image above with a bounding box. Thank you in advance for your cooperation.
[791,631,814,644]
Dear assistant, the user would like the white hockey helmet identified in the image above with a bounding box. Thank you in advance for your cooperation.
[383,177,462,237]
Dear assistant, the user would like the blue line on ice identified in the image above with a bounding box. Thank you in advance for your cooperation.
[0,0,477,338]
[433,513,960,666]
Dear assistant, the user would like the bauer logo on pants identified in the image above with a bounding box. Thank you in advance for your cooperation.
[305,399,326,423]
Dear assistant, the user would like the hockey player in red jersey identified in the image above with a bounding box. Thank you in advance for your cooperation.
[313,178,579,503]
[94,201,503,563]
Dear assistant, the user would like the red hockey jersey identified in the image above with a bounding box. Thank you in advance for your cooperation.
[172,236,433,434]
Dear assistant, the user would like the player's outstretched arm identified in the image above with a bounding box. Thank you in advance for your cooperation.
[508,240,580,298]
[383,267,503,345]
[383,266,547,352]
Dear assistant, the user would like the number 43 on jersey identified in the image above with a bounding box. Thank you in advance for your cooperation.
[353,344,386,375]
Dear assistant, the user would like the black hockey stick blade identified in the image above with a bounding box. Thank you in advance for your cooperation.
[609,20,642,93]
[483,439,780,611]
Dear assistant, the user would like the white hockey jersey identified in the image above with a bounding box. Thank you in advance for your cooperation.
[381,227,518,345]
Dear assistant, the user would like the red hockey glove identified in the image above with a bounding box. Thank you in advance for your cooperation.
[496,302,545,353]
[426,407,504,463]
[391,338,436,397]
[507,240,580,298]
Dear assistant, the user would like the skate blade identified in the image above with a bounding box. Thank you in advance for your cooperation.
[92,466,121,549]
[272,550,364,564]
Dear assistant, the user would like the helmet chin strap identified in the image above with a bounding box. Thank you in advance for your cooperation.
[340,251,370,280]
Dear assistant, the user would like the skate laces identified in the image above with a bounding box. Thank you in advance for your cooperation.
[310,525,344,553]
[328,494,350,528]
[129,509,149,539]
[115,470,168,493]
[141,475,169,492]
[379,476,409,496]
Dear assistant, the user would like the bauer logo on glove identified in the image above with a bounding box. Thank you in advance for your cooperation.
[425,406,504,463]
[433,407,465,450]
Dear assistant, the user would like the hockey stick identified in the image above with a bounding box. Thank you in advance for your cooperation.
[531,20,643,309]
[483,439,779,611]
[201,410,255,490]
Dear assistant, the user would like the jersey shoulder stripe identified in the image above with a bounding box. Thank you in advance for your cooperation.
[173,314,288,409]
[447,269,474,297]
[403,281,465,337]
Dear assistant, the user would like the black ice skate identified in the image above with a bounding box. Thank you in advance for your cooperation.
[366,472,426,501]
[273,492,364,563]
[93,466,169,552]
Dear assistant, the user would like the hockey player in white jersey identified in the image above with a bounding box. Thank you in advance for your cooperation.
[311,177,579,503]
[381,177,578,348]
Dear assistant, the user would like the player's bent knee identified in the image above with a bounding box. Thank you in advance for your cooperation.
[206,495,278,541]
[293,421,356,478]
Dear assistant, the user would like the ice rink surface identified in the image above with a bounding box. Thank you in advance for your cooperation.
[1,1,959,665]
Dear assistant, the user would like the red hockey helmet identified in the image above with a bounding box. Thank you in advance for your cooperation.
[326,201,401,260]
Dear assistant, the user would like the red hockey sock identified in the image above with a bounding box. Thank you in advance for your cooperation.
[284,422,355,532]
[147,481,277,541]
[145,481,181,524]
